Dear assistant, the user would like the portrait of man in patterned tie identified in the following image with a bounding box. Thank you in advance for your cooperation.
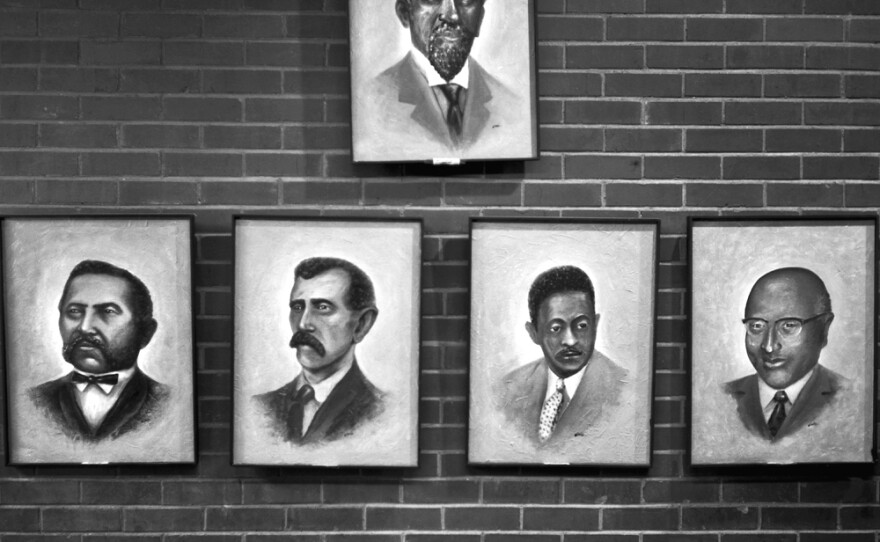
[349,0,537,162]
[497,265,630,447]
[254,257,384,445]
[28,260,169,441]
[724,267,852,441]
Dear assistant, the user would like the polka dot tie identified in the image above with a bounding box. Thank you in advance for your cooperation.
[538,378,566,443]
[767,390,788,437]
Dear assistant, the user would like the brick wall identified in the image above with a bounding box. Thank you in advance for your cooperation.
[1,0,879,540]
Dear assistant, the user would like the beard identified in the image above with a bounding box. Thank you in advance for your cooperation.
[289,330,326,357]
[62,330,140,372]
[427,21,475,82]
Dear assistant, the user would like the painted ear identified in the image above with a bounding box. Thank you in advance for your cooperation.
[140,319,158,349]
[395,0,411,28]
[820,312,834,348]
[525,321,539,345]
[353,307,378,343]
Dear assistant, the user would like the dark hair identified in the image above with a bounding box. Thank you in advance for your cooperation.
[59,260,155,333]
[295,257,376,311]
[527,265,596,324]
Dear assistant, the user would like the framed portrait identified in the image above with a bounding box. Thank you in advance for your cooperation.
[2,216,196,465]
[468,220,657,465]
[690,217,877,465]
[232,218,421,467]
[348,0,538,164]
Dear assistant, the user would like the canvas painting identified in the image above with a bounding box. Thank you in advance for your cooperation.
[349,0,538,163]
[468,221,657,465]
[2,217,196,465]
[690,218,876,464]
[233,218,421,466]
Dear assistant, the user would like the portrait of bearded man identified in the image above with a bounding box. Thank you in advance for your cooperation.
[349,0,537,162]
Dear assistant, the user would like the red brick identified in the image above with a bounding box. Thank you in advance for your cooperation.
[538,43,564,69]
[120,68,200,93]
[0,67,37,90]
[445,181,521,206]
[846,75,880,98]
[43,507,123,532]
[647,101,721,125]
[766,129,842,152]
[607,128,681,152]
[0,151,78,176]
[537,15,603,40]
[163,0,241,8]
[204,69,282,94]
[766,74,841,97]
[366,507,441,531]
[647,45,724,68]
[283,69,349,94]
[564,481,641,504]
[164,97,241,122]
[565,100,641,125]
[607,17,685,41]
[644,481,719,503]
[282,180,360,204]
[523,507,599,530]
[0,481,79,504]
[806,102,880,125]
[568,0,644,12]
[0,9,36,36]
[566,45,643,69]
[523,182,602,206]
[685,74,761,97]
[727,45,804,68]
[539,72,602,97]
[687,17,763,41]
[606,74,682,97]
[81,40,161,65]
[204,14,284,38]
[681,507,758,530]
[81,0,159,7]
[807,46,880,70]
[767,18,844,41]
[119,180,198,204]
[287,507,363,531]
[763,507,836,529]
[727,0,802,12]
[283,126,349,150]
[122,125,199,148]
[567,155,642,180]
[646,156,720,179]
[245,98,324,122]
[541,127,603,151]
[604,508,679,531]
[725,101,803,125]
[845,130,880,152]
[324,481,400,504]
[164,41,244,66]
[648,0,723,12]
[445,507,519,530]
[241,482,321,504]
[800,535,875,542]
[804,156,878,179]
[721,482,798,503]
[686,129,762,152]
[806,0,880,13]
[201,181,277,204]
[122,13,200,37]
[686,183,763,207]
[850,19,880,42]
[841,507,880,529]
[524,155,563,179]
[1,40,76,64]
[0,179,34,203]
[246,42,326,67]
[82,96,162,120]
[39,11,118,37]
[40,124,117,148]
[286,13,347,39]
[483,480,559,504]
[0,123,37,146]
[244,153,322,177]
[40,67,118,92]
[1,95,77,120]
[206,507,285,531]
[36,179,117,203]
[607,183,682,207]
[165,152,242,177]
[723,156,800,179]
[767,182,843,206]
[205,126,281,149]
[0,508,40,531]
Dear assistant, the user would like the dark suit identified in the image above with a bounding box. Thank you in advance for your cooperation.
[498,351,629,445]
[353,52,533,161]
[723,364,850,441]
[29,368,169,441]
[254,361,383,445]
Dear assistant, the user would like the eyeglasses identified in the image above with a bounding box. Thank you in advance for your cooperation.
[741,312,830,339]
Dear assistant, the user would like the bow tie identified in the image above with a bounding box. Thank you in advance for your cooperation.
[71,372,119,387]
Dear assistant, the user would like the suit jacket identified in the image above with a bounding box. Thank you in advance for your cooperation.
[29,368,169,441]
[498,351,629,446]
[254,361,383,445]
[353,52,533,161]
[723,364,850,441]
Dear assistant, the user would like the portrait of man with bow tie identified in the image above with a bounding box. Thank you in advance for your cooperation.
[349,0,537,162]
[28,260,169,442]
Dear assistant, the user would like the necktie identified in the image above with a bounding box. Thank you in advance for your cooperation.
[439,84,463,138]
[71,372,119,388]
[286,384,315,441]
[767,390,788,437]
[538,379,566,442]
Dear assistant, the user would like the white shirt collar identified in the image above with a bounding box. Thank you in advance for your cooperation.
[758,367,816,413]
[543,362,587,403]
[72,365,136,395]
[300,357,354,403]
[410,46,470,89]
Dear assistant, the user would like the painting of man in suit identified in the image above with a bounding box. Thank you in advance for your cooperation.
[499,266,629,446]
[468,221,656,465]
[29,260,168,441]
[690,218,874,465]
[254,257,383,444]
[725,267,850,441]
[350,0,537,162]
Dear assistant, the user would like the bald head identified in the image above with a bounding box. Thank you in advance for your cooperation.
[745,267,832,318]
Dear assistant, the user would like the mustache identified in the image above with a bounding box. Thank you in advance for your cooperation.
[557,347,584,357]
[432,20,473,40]
[289,331,326,357]
[62,331,107,358]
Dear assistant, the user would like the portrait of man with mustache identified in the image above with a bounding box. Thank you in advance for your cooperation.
[253,257,384,444]
[497,265,630,447]
[350,0,536,162]
[28,260,169,441]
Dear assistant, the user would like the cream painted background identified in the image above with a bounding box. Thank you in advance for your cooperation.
[233,220,420,466]
[468,222,656,465]
[691,221,874,464]
[3,218,195,464]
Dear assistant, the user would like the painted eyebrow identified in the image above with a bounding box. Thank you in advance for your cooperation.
[310,298,334,307]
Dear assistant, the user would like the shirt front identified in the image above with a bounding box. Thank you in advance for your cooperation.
[758,367,815,423]
[409,47,471,122]
[72,366,136,430]
[543,362,588,418]
[297,357,354,432]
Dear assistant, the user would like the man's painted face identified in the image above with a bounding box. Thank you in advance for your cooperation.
[59,274,144,374]
[743,275,832,389]
[397,0,486,81]
[526,291,599,379]
[289,269,363,378]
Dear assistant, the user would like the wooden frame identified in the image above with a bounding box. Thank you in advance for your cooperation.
[348,0,538,164]
[468,219,657,466]
[689,216,877,465]
[2,216,196,465]
[232,217,421,467]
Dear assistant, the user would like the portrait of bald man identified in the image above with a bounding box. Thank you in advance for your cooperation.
[725,267,852,441]
[350,0,537,162]
[690,218,874,465]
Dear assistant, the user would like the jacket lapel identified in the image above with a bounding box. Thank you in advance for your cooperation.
[460,59,492,146]
[94,368,149,439]
[778,366,832,437]
[396,53,452,147]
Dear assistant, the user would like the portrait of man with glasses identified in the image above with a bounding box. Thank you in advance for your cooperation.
[724,267,851,441]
